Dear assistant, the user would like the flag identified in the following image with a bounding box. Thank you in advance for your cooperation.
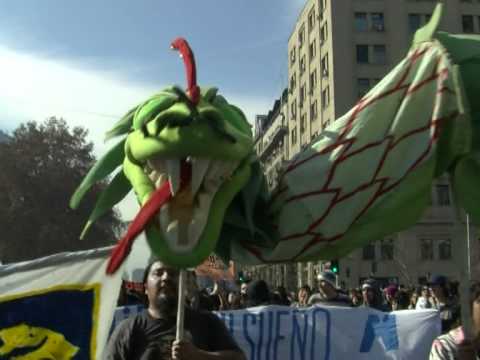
[0,247,122,359]
[195,254,234,281]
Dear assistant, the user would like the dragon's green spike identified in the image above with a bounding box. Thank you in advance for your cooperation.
[70,138,126,209]
[79,170,131,239]
[105,106,137,141]
[413,3,442,45]
[132,93,178,130]
[201,87,218,102]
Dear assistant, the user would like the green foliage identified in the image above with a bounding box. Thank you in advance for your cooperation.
[0,117,123,263]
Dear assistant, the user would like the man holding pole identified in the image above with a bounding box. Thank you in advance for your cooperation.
[106,260,245,360]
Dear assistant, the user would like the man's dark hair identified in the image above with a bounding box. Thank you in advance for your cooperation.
[141,261,159,306]
[143,261,157,286]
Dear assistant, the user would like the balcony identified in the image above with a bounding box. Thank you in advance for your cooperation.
[259,125,288,162]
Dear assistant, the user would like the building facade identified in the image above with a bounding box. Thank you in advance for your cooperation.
[250,0,479,291]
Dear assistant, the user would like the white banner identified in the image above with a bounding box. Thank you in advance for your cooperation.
[218,305,440,360]
[0,247,123,359]
[112,304,440,359]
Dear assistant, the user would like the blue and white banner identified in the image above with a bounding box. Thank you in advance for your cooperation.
[0,247,123,360]
[112,304,440,359]
[218,305,440,360]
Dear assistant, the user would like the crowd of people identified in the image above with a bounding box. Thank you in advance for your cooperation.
[115,264,480,359]
[177,272,461,334]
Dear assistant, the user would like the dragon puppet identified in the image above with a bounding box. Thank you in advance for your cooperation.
[71,5,480,273]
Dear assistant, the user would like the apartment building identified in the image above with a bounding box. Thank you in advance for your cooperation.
[250,0,480,290]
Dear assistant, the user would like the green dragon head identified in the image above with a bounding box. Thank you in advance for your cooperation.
[71,38,253,272]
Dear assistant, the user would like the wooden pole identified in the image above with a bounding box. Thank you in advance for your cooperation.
[176,269,187,341]
[460,213,473,338]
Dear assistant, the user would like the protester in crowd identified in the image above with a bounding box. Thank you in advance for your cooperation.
[409,291,419,310]
[240,282,248,296]
[308,271,351,307]
[361,279,389,311]
[245,280,271,307]
[293,285,312,307]
[209,282,229,311]
[273,286,291,306]
[239,282,249,308]
[106,260,246,360]
[430,275,460,333]
[429,283,480,360]
[385,285,399,311]
[227,291,243,310]
[186,272,217,312]
[392,290,411,311]
[417,285,434,310]
[190,288,216,312]
[349,288,363,307]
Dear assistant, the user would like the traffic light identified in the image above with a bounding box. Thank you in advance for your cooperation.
[238,271,245,282]
[330,259,339,274]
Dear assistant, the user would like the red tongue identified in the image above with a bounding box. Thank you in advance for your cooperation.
[106,159,192,274]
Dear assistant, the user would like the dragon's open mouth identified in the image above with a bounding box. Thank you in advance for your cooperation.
[145,156,240,252]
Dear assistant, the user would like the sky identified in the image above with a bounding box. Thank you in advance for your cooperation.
[0,0,306,219]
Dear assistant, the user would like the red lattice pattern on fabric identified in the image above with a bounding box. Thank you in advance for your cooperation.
[242,44,459,263]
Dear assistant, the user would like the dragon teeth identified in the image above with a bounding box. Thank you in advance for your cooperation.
[166,159,181,196]
[191,158,210,196]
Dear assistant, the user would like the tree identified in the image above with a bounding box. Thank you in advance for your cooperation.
[0,117,124,263]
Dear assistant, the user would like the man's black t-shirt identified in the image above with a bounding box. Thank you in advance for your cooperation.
[106,308,240,360]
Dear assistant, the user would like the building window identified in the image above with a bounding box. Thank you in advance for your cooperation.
[308,8,316,32]
[355,12,368,32]
[380,239,394,260]
[309,40,317,61]
[310,100,318,121]
[300,83,306,107]
[291,127,297,145]
[372,45,386,64]
[358,78,370,98]
[290,48,296,65]
[409,14,422,33]
[321,53,329,77]
[320,0,327,13]
[420,239,434,260]
[356,45,369,64]
[320,22,328,43]
[363,244,375,260]
[438,239,452,260]
[463,15,475,33]
[436,184,450,206]
[290,72,296,92]
[322,86,330,109]
[300,55,306,74]
[300,114,306,133]
[310,70,317,93]
[371,13,385,31]
[291,99,297,119]
[299,25,305,48]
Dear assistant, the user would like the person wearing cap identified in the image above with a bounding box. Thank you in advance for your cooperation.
[308,271,351,307]
[430,275,460,333]
[361,279,389,312]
